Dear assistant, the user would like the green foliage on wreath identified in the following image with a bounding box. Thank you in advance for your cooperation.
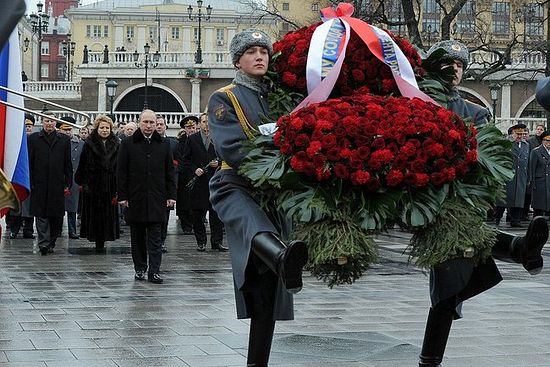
[293,219,377,288]
[409,199,497,268]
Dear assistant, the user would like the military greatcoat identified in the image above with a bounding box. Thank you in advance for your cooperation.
[529,145,550,212]
[506,141,530,208]
[429,90,503,318]
[208,77,293,320]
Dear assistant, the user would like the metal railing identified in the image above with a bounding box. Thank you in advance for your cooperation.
[86,50,233,69]
[23,81,81,99]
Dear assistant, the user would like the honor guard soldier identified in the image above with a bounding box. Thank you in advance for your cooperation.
[207,29,308,367]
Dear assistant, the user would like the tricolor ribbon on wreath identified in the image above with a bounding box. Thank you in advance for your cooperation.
[294,2,435,112]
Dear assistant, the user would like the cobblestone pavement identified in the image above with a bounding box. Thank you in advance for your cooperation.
[0,217,549,367]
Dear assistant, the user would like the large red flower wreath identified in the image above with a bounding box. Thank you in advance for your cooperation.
[272,23,424,98]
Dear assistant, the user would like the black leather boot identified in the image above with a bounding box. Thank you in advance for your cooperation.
[492,216,548,274]
[418,306,454,367]
[251,232,308,294]
[246,318,275,367]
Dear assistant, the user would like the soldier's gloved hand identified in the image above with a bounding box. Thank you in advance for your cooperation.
[195,168,204,176]
[166,199,176,208]
[209,160,219,168]
[64,188,71,197]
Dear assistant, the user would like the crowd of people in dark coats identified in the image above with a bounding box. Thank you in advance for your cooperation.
[5,109,226,283]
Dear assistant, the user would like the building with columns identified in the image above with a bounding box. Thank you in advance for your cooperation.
[37,0,279,118]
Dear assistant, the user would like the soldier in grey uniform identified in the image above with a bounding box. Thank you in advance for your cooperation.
[208,29,308,367]
[493,123,530,227]
[529,131,550,216]
[418,40,549,367]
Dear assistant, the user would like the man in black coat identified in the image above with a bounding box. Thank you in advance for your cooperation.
[28,112,73,255]
[182,113,225,252]
[175,116,198,234]
[156,116,179,253]
[117,109,177,284]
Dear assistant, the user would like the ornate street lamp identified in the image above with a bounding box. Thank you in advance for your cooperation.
[489,83,501,123]
[28,1,49,81]
[61,34,76,81]
[188,0,212,64]
[105,79,118,116]
[133,43,160,108]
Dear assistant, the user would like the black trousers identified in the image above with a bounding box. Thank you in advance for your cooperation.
[36,216,63,249]
[10,215,34,236]
[160,209,171,244]
[130,222,162,275]
[193,205,223,246]
[494,206,522,224]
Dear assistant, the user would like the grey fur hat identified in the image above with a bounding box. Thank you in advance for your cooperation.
[229,29,272,66]
[427,40,469,67]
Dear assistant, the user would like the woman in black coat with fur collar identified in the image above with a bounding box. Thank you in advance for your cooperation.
[75,115,120,252]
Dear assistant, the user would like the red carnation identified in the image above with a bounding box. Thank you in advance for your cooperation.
[386,169,404,186]
[466,150,478,163]
[306,141,322,157]
[350,170,371,185]
[334,163,350,179]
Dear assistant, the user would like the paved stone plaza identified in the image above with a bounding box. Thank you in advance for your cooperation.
[0,217,549,367]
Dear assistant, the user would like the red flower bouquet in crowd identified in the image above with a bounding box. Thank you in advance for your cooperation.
[272,23,423,98]
[273,94,478,189]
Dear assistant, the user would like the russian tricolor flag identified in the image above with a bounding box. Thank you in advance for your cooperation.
[0,30,30,206]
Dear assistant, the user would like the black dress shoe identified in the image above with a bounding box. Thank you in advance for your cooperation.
[69,234,79,239]
[134,271,146,281]
[197,243,206,252]
[212,243,229,252]
[9,233,17,239]
[23,233,35,239]
[148,273,163,284]
[39,247,48,255]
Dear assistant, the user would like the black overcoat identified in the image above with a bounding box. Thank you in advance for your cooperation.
[75,132,120,242]
[116,129,176,223]
[28,130,72,217]
[181,132,219,210]
[175,134,193,214]
[529,145,550,212]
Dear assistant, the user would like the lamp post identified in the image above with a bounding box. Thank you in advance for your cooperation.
[61,34,76,81]
[133,43,160,109]
[489,83,501,123]
[105,79,118,116]
[188,0,212,64]
[29,1,49,81]
[421,24,439,46]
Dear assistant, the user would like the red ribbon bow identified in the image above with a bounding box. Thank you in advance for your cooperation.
[320,2,354,19]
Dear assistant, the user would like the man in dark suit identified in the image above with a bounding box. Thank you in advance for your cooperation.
[182,113,226,252]
[156,116,179,253]
[58,116,84,239]
[28,111,73,255]
[175,116,198,234]
[117,109,176,284]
